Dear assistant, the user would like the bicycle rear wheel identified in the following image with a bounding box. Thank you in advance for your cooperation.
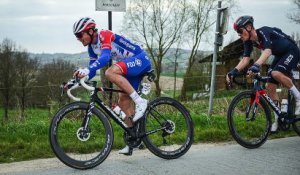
[227,91,271,149]
[292,120,300,136]
[141,97,193,159]
[290,98,300,136]
[49,102,113,169]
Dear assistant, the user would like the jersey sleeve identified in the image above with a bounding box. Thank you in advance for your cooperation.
[99,30,116,50]
[88,44,97,66]
[243,40,253,57]
[257,27,272,49]
[87,49,111,79]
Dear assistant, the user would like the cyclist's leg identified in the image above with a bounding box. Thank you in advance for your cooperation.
[118,93,134,128]
[266,82,280,132]
[115,52,152,122]
[271,48,300,114]
[267,60,281,131]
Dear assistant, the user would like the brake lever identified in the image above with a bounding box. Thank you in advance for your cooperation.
[60,82,67,96]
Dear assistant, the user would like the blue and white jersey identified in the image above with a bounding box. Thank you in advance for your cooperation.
[85,30,151,85]
[88,30,143,62]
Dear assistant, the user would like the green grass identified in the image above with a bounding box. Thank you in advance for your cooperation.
[0,98,298,163]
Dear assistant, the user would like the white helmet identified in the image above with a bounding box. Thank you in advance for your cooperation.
[73,17,96,35]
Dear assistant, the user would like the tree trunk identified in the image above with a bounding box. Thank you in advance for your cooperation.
[154,78,161,97]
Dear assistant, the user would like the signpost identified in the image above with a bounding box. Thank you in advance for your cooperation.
[95,0,126,12]
[208,1,228,116]
[95,0,126,106]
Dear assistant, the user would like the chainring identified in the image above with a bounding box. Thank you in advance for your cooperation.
[278,119,290,131]
[123,122,142,148]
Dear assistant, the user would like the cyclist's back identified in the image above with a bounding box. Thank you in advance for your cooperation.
[243,26,299,58]
[88,30,144,62]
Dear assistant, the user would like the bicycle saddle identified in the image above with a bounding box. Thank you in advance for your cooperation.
[143,69,156,82]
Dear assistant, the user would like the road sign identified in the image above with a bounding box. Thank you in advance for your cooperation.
[95,0,126,12]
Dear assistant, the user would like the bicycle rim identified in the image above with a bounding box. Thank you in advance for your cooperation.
[227,91,271,149]
[290,98,300,136]
[292,115,300,136]
[142,97,193,159]
[49,102,113,169]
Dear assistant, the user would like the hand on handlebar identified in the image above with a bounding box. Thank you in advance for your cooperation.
[247,63,260,77]
[73,68,90,78]
[226,68,239,84]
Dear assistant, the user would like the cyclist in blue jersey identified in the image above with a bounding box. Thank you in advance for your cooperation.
[72,17,152,155]
[226,15,300,132]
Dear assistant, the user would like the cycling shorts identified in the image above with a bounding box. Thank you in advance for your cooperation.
[267,45,300,84]
[115,52,152,90]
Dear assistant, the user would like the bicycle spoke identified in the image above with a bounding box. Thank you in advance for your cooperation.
[227,91,271,149]
[142,97,193,159]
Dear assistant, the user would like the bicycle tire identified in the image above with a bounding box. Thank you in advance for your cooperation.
[49,102,113,169]
[292,120,300,136]
[289,98,300,136]
[141,97,194,159]
[227,91,271,149]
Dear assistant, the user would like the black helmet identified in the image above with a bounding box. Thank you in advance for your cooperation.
[233,15,254,31]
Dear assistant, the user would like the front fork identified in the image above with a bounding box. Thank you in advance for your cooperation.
[245,92,259,121]
[77,101,95,141]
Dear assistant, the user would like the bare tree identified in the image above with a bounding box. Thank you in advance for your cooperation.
[287,0,300,24]
[14,51,39,119]
[291,32,300,47]
[0,39,17,124]
[34,59,75,107]
[122,0,188,96]
[180,0,235,100]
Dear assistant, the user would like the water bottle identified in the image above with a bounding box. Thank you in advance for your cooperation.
[281,99,288,113]
[141,83,151,95]
[112,105,126,120]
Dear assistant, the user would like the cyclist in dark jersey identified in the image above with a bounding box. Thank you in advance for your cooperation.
[72,17,152,155]
[226,15,300,132]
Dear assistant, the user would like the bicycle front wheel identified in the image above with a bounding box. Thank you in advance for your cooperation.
[292,114,300,136]
[227,91,271,149]
[141,97,194,159]
[49,102,113,169]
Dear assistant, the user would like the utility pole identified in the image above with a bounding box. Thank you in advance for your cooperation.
[95,0,126,106]
[208,1,228,116]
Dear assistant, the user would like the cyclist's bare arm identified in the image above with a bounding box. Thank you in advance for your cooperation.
[255,49,272,65]
[226,56,251,82]
[236,56,251,71]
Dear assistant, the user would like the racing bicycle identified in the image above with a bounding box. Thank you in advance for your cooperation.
[227,73,300,149]
[49,72,194,169]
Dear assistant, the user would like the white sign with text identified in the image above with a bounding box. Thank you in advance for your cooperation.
[95,0,126,12]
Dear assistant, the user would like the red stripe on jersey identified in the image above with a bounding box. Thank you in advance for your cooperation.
[115,62,128,75]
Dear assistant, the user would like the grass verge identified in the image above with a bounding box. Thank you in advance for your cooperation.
[0,98,297,163]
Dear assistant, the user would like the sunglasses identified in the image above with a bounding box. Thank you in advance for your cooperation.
[236,28,244,34]
[75,32,84,39]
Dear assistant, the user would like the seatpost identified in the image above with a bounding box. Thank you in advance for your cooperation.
[287,89,293,116]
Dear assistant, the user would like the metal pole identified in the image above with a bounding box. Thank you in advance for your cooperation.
[208,1,222,116]
[108,11,113,106]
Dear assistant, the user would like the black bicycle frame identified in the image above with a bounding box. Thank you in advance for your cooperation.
[252,77,300,124]
[79,84,168,139]
[81,87,137,136]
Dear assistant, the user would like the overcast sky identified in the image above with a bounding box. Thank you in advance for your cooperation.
[0,0,299,54]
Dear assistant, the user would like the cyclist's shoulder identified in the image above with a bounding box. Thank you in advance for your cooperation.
[256,26,273,34]
[99,30,116,41]
[257,26,286,35]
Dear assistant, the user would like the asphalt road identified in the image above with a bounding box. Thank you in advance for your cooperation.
[0,137,299,175]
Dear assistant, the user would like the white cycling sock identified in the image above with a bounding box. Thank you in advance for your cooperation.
[290,85,300,100]
[130,91,144,104]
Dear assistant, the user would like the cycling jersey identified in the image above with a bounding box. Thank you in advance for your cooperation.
[243,26,297,57]
[243,26,300,84]
[87,30,151,90]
